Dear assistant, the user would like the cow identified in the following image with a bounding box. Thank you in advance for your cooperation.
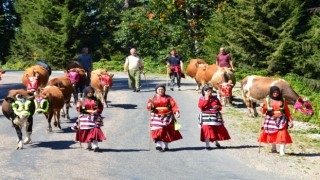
[65,67,86,105]
[22,65,50,94]
[90,69,114,108]
[2,89,35,149]
[186,59,208,90]
[47,76,73,120]
[34,86,65,132]
[241,75,313,117]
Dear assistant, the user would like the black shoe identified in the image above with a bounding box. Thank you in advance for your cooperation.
[136,89,140,92]
[133,89,137,92]
[86,147,93,151]
[205,147,213,151]
[215,142,221,148]
[155,146,163,151]
[170,87,174,91]
[163,147,169,152]
[93,147,100,152]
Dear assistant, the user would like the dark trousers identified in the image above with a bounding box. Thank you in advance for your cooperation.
[170,69,181,88]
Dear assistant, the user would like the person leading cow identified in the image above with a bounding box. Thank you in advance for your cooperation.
[216,47,235,72]
[167,48,184,91]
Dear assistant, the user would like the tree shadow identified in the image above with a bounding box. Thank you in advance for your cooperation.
[169,145,259,152]
[31,140,77,150]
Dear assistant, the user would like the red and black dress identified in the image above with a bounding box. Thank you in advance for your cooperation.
[72,97,107,143]
[258,97,293,144]
[147,95,183,142]
[198,96,231,142]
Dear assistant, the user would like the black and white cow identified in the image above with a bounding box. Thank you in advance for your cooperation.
[2,89,35,149]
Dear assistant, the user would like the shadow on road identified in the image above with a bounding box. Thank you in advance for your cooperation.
[288,152,320,157]
[31,140,76,150]
[108,103,138,109]
[100,148,149,152]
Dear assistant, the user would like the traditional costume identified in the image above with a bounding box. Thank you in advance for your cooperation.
[258,86,293,156]
[147,84,183,151]
[72,86,106,152]
[198,85,231,150]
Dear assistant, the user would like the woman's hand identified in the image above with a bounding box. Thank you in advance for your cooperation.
[175,112,180,118]
[289,121,294,128]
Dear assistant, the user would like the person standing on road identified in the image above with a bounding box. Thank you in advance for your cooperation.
[77,47,93,86]
[216,47,235,72]
[124,48,144,92]
[72,86,106,152]
[198,85,231,150]
[258,86,294,156]
[147,84,183,152]
[167,48,184,91]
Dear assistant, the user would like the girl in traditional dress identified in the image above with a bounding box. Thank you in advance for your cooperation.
[258,86,294,156]
[72,86,106,152]
[198,85,231,150]
[147,84,183,152]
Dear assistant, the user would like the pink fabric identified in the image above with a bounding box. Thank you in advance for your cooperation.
[68,71,80,83]
[294,101,314,115]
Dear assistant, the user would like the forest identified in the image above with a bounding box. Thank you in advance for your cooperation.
[0,0,319,125]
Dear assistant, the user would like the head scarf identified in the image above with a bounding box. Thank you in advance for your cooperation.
[202,85,213,96]
[155,84,166,94]
[83,86,95,98]
[269,86,282,100]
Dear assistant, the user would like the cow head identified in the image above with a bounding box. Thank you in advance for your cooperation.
[218,82,233,106]
[294,97,314,115]
[67,69,80,85]
[99,73,114,89]
[34,94,50,114]
[5,93,34,127]
[25,71,40,93]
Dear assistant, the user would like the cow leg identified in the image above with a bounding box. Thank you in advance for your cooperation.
[24,116,33,144]
[54,110,62,129]
[66,103,70,120]
[103,86,109,108]
[252,102,258,117]
[61,108,66,118]
[73,85,78,105]
[46,113,53,132]
[12,121,23,149]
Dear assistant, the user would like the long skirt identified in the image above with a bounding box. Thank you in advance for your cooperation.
[258,128,292,144]
[152,123,183,142]
[76,127,107,143]
[201,125,231,142]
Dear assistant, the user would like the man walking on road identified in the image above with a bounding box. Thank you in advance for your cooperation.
[167,48,184,91]
[77,47,93,86]
[124,48,144,92]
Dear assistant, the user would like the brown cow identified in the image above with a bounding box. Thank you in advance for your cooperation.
[2,89,35,149]
[65,67,86,105]
[34,86,65,132]
[186,59,208,90]
[91,69,114,108]
[22,65,50,94]
[241,75,313,117]
[47,76,73,120]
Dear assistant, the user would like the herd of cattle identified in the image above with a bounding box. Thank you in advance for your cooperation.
[1,62,113,149]
[1,59,314,150]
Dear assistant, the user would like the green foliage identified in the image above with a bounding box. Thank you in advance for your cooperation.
[93,53,126,72]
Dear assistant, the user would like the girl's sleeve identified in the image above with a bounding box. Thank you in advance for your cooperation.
[284,101,292,121]
[169,96,179,113]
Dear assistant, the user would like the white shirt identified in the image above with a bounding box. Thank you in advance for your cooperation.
[124,55,144,71]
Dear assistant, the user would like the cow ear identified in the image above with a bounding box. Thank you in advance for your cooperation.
[5,97,15,103]
[110,74,114,77]
[64,70,68,74]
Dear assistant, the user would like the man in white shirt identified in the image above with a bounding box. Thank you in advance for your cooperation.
[124,48,144,92]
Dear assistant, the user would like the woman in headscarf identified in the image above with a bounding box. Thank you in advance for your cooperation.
[72,86,106,152]
[198,85,230,150]
[147,84,183,152]
[258,86,294,156]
